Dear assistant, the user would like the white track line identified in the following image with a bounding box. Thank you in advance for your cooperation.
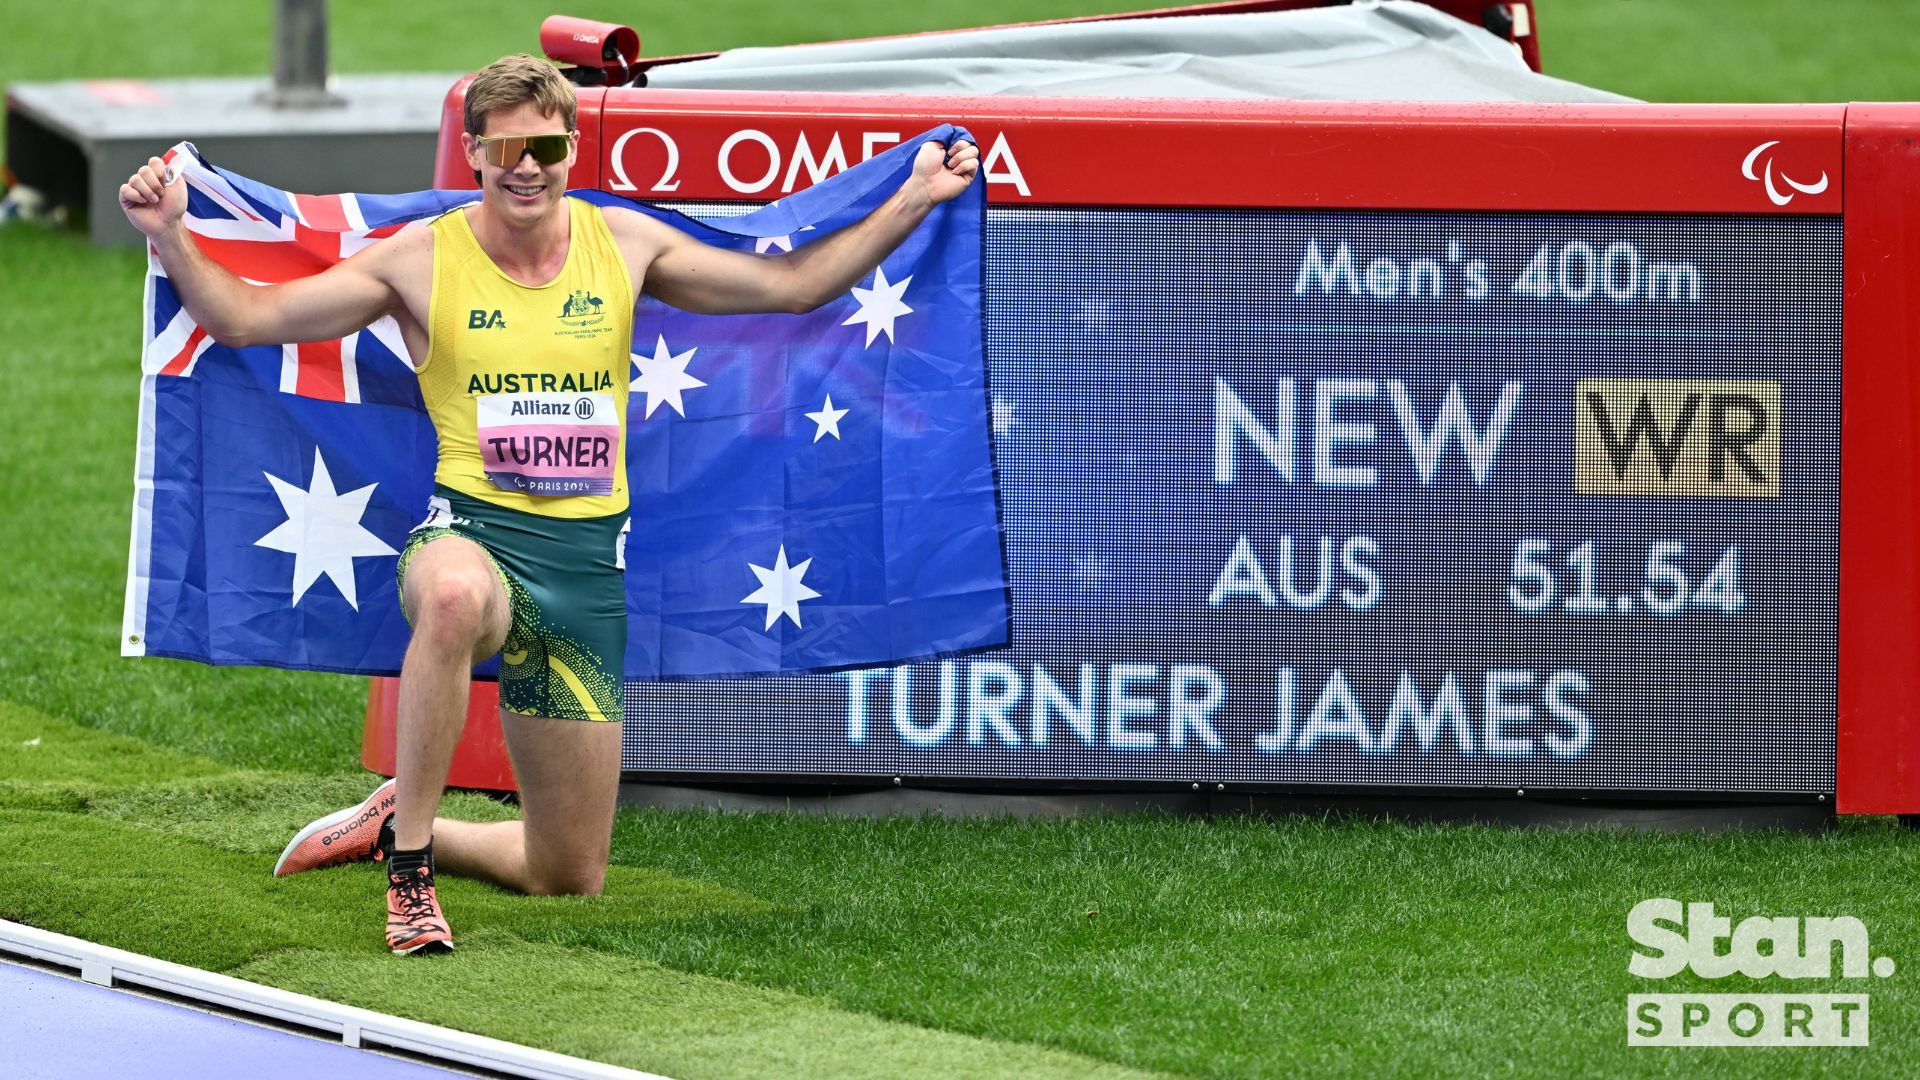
[0,920,671,1080]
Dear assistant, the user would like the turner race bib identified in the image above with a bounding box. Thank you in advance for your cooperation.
[475,392,619,497]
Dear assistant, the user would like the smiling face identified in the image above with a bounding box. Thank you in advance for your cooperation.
[463,101,578,229]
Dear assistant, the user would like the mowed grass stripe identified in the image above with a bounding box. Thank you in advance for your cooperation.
[235,939,1172,1080]
[0,699,228,793]
[0,807,1168,1079]
[0,706,1169,1077]
[10,777,1920,1077]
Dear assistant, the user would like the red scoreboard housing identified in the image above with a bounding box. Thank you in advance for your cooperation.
[366,3,1920,813]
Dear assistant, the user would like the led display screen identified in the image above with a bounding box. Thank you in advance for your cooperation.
[623,206,1839,795]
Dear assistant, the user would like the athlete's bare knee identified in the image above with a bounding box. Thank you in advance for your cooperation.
[526,862,606,897]
[415,571,496,647]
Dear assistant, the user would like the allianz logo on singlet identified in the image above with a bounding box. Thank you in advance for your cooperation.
[466,371,615,395]
[509,398,601,419]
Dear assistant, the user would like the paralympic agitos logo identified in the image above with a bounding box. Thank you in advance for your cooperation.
[1740,141,1830,207]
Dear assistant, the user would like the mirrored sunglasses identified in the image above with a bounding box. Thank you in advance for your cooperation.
[477,133,573,168]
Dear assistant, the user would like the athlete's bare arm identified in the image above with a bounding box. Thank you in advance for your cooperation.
[119,156,431,351]
[604,139,980,317]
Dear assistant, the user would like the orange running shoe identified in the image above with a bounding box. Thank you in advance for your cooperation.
[386,850,453,955]
[273,779,397,877]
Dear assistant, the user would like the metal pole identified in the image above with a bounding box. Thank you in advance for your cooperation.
[263,0,343,108]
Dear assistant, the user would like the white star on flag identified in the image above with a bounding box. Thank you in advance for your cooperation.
[754,225,814,254]
[751,200,813,254]
[842,266,913,347]
[741,545,823,630]
[805,394,850,442]
[254,448,396,610]
[630,335,706,418]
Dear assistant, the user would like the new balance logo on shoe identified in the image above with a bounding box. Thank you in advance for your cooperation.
[274,779,398,877]
[322,802,388,847]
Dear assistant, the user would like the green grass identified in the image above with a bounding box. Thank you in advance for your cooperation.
[0,0,1138,89]
[1534,0,1920,102]
[2,1,1913,107]
[604,810,1920,1077]
[0,225,370,772]
[6,721,1920,1076]
[234,940,1161,1080]
[4,2,1919,1078]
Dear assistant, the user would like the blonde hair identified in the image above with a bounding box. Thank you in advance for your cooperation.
[464,54,577,136]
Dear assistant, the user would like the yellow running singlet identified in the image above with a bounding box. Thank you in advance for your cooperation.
[420,198,634,519]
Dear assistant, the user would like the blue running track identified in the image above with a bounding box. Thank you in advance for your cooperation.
[0,957,465,1078]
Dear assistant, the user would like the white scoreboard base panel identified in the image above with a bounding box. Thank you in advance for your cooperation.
[616,782,1207,819]
[5,74,459,246]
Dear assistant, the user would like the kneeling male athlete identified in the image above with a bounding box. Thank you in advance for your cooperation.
[120,54,978,954]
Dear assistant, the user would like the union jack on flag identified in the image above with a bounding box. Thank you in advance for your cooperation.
[124,131,1009,681]
[143,144,470,403]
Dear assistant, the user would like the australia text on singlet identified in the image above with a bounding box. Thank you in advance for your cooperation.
[418,198,634,519]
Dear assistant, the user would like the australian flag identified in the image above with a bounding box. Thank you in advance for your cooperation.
[122,128,1009,680]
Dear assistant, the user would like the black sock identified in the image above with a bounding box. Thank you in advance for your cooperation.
[388,839,434,876]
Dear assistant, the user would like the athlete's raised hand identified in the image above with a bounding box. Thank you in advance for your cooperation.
[119,155,188,239]
[913,139,980,206]
[628,134,984,317]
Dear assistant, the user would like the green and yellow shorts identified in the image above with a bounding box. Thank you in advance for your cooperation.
[397,485,629,722]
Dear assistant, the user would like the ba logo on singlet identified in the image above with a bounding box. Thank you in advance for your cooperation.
[469,309,506,330]
[558,290,606,328]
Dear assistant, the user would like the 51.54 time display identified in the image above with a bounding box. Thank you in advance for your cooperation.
[1509,540,1746,616]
